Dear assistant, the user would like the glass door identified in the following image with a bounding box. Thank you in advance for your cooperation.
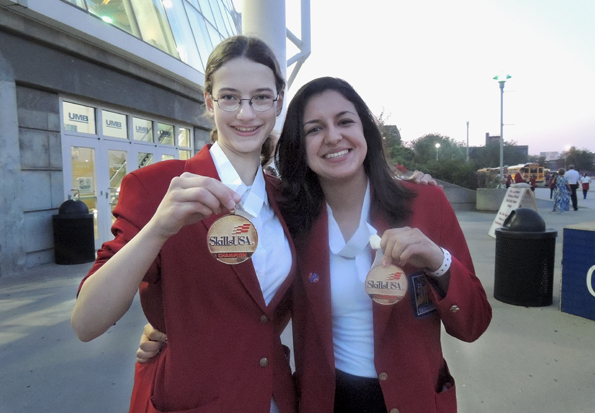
[105,144,129,237]
[62,136,103,249]
[63,137,134,248]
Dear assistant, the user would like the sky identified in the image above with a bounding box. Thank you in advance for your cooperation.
[276,0,595,156]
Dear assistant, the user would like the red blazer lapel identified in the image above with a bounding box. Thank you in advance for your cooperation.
[184,145,268,313]
[298,207,335,371]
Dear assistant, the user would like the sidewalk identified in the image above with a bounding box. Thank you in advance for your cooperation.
[533,186,595,210]
[1,199,595,412]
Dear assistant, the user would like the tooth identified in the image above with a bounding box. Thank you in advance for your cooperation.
[325,150,348,159]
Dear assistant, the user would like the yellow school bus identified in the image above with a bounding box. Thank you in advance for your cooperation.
[507,163,545,185]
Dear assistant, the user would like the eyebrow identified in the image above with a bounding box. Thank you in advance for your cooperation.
[303,110,357,126]
[215,87,276,95]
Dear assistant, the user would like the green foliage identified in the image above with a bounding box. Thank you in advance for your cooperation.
[389,145,415,165]
[528,154,546,165]
[377,109,402,148]
[376,111,540,189]
[383,132,476,188]
[408,134,466,164]
[400,159,479,189]
[561,147,594,172]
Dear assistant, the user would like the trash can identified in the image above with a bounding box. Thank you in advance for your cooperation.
[494,208,557,306]
[52,199,95,265]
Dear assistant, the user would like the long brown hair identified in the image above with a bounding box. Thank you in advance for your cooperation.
[204,35,285,166]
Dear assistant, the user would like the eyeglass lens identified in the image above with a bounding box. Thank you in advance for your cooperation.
[216,95,276,112]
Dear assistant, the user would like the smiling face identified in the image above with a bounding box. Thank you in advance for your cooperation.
[303,90,368,186]
[205,57,283,163]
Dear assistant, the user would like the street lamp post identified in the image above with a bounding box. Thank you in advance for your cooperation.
[493,74,511,187]
[564,144,571,169]
[435,143,441,161]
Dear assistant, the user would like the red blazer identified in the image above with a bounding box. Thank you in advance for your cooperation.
[291,182,491,413]
[81,146,297,413]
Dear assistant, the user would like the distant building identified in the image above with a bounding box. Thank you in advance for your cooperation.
[485,133,501,146]
[485,133,528,158]
[0,0,307,277]
[540,152,560,161]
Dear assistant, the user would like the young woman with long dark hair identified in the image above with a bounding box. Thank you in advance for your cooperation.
[276,77,492,413]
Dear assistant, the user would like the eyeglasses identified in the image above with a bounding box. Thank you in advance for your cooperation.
[212,94,279,112]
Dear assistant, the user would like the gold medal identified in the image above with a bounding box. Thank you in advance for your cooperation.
[207,207,258,265]
[365,264,408,305]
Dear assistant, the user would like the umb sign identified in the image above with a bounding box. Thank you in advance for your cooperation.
[488,185,539,238]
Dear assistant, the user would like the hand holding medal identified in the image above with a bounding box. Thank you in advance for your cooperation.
[365,234,408,305]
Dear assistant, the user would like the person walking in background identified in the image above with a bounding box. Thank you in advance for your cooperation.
[552,168,571,214]
[505,174,512,188]
[581,173,591,199]
[565,164,580,211]
[548,172,557,199]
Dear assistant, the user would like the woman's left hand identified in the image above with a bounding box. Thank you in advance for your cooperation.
[380,227,443,271]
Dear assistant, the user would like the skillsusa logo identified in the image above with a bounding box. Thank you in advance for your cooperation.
[232,224,252,235]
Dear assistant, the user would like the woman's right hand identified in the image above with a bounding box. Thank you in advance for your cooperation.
[136,323,168,364]
[148,173,242,240]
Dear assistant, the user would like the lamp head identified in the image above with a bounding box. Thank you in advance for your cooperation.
[493,74,511,83]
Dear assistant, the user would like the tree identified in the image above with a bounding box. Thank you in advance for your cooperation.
[389,145,415,167]
[561,147,594,172]
[377,108,402,148]
[528,154,546,165]
[408,134,465,164]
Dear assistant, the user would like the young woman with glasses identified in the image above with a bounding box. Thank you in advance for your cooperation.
[71,35,297,413]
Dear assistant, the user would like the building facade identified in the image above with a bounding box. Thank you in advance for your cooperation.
[1,0,310,278]
[0,0,242,276]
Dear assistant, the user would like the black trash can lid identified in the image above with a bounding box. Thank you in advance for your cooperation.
[501,208,545,232]
[58,199,89,215]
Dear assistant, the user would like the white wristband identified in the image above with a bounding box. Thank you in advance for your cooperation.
[426,248,451,277]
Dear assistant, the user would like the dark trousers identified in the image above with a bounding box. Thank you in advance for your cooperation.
[334,369,387,413]
[570,184,579,210]
[584,189,589,199]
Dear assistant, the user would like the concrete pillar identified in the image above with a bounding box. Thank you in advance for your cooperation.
[0,51,26,277]
[241,0,287,133]
[241,0,287,79]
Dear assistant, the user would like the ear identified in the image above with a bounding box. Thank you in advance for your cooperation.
[275,90,285,117]
[205,92,215,113]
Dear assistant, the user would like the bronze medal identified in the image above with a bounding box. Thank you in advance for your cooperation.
[207,211,258,265]
[365,264,408,305]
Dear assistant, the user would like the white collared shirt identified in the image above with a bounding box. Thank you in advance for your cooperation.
[210,143,290,413]
[565,169,580,185]
[328,182,378,378]
[210,142,291,306]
